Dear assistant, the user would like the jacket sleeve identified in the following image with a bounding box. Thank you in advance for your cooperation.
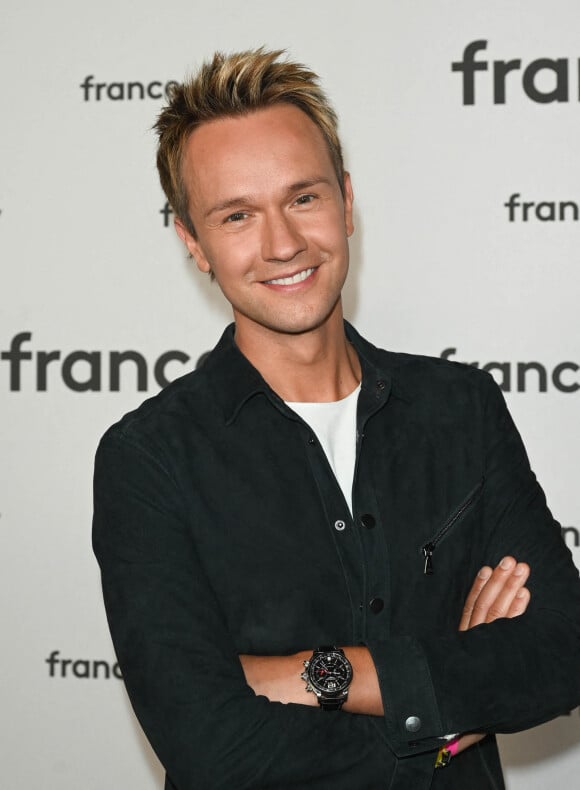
[367,375,580,757]
[92,431,394,790]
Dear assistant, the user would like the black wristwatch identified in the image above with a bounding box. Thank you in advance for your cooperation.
[301,646,353,710]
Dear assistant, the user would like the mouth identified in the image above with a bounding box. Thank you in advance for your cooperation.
[263,267,316,286]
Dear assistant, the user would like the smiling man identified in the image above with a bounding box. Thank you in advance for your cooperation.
[93,49,580,790]
[175,100,357,403]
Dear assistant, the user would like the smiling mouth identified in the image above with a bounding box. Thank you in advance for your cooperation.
[264,267,316,286]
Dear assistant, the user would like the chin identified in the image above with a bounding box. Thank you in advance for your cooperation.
[233,291,343,339]
[265,310,339,337]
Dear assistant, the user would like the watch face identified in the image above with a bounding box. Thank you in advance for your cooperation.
[308,652,352,695]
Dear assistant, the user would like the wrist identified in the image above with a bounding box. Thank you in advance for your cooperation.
[301,646,353,710]
[341,646,383,716]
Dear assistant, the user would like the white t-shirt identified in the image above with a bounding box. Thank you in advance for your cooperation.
[286,384,360,514]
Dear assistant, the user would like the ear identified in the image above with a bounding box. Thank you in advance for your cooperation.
[174,217,212,273]
[342,172,355,237]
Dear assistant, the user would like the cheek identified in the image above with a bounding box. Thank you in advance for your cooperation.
[312,227,349,260]
[205,234,256,278]
[308,208,350,245]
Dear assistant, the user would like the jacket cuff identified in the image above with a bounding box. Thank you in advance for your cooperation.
[366,637,446,757]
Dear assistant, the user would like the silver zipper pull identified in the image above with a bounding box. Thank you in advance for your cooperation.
[422,543,434,575]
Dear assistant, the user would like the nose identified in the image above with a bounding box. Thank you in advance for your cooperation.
[261,209,307,263]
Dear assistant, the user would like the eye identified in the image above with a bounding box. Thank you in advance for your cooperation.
[295,194,316,206]
[224,211,248,223]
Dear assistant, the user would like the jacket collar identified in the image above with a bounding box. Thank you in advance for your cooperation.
[201,322,410,424]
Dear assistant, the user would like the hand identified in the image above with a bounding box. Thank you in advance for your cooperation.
[459,555,530,631]
[452,556,530,759]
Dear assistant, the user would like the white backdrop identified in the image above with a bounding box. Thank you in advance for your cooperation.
[1,1,579,787]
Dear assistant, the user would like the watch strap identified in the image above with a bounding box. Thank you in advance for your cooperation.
[319,698,345,711]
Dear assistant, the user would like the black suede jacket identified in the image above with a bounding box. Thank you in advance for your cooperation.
[93,323,580,790]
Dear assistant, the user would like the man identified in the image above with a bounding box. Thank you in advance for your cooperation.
[93,49,580,789]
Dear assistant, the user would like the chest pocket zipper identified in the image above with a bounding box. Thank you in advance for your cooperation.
[421,478,484,575]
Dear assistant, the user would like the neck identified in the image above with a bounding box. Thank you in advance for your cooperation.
[233,303,361,402]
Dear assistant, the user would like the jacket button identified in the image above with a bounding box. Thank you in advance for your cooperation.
[369,597,384,613]
[377,380,386,390]
[360,513,376,529]
[334,519,346,531]
[405,716,422,733]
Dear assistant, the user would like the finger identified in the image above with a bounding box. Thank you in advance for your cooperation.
[468,558,529,628]
[468,556,519,628]
[466,556,518,628]
[505,586,531,619]
[482,562,530,624]
[459,566,492,631]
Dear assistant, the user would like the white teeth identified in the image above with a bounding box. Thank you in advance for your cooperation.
[266,268,315,286]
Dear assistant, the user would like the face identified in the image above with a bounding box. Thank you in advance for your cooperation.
[175,104,354,347]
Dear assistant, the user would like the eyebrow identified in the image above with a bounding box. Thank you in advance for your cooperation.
[204,177,333,219]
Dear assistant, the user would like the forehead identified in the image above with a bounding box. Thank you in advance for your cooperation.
[181,104,336,205]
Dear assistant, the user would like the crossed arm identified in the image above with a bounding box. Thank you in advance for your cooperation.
[240,556,530,755]
[94,386,580,788]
